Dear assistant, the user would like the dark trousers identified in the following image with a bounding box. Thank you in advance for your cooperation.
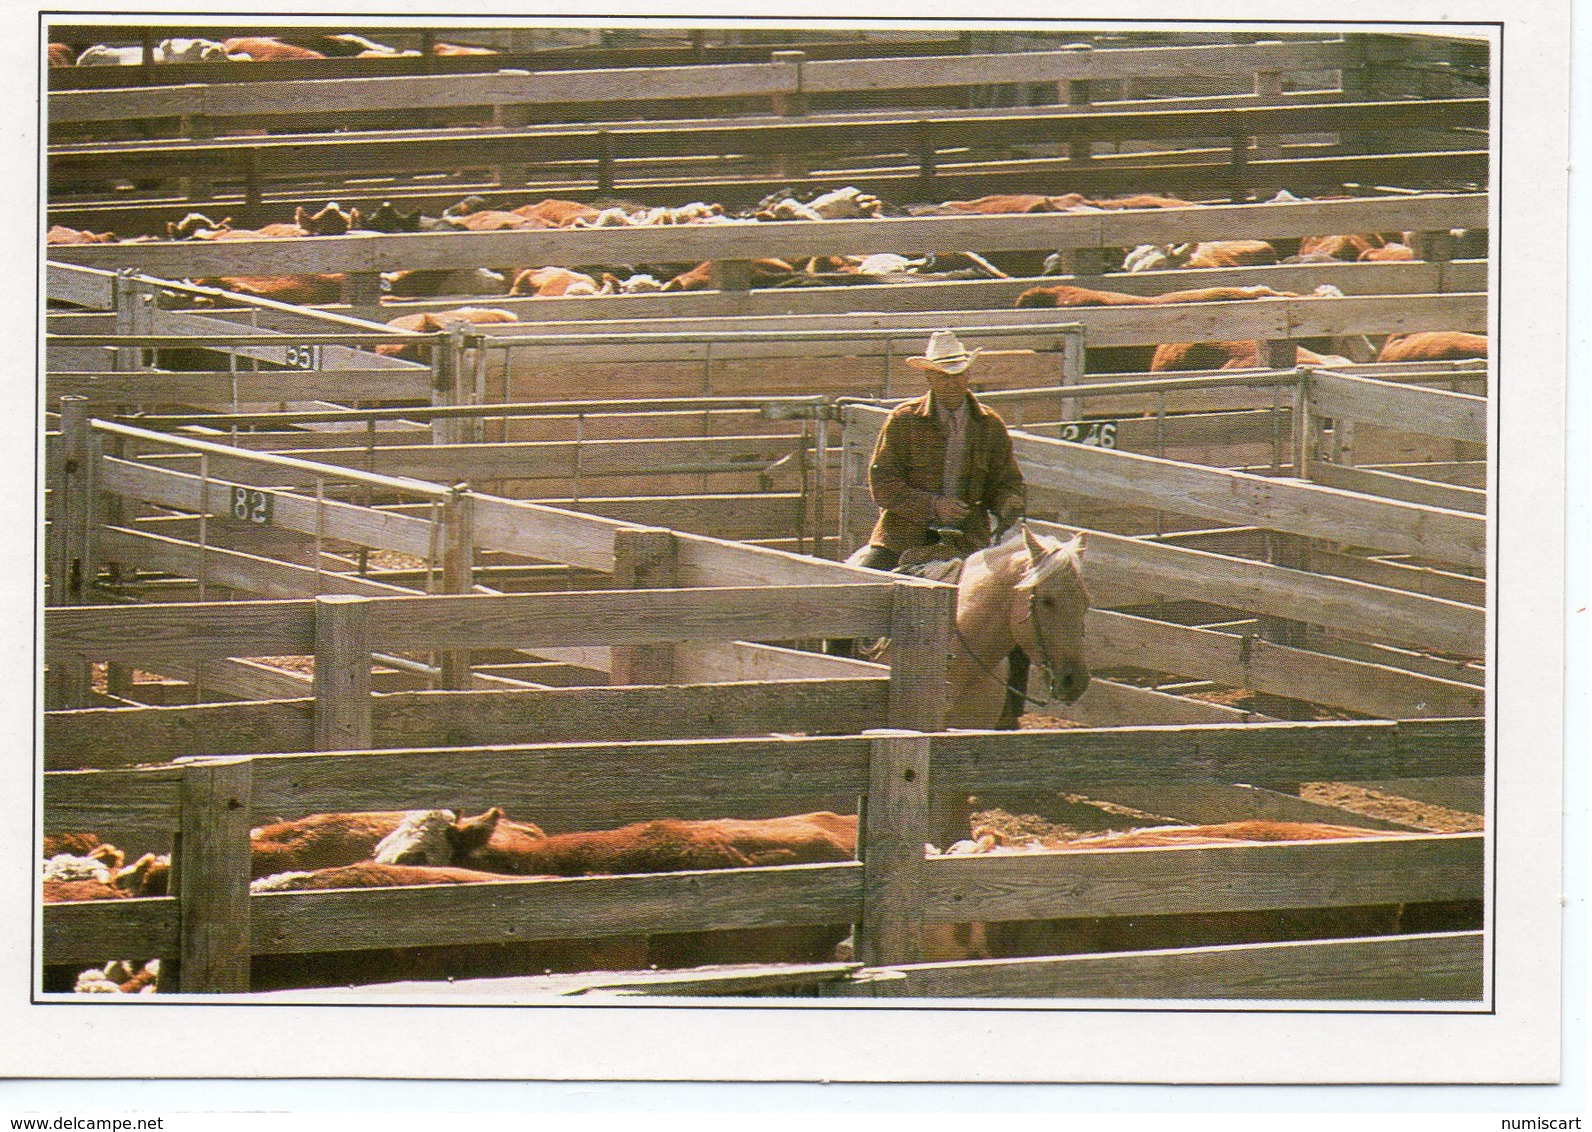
[826,544,902,657]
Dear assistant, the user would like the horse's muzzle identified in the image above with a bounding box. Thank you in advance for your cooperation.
[1050,663,1090,704]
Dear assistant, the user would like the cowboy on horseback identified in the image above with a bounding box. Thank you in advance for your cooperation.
[851,329,1026,572]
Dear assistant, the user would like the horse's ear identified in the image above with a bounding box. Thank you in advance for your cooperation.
[1022,523,1045,561]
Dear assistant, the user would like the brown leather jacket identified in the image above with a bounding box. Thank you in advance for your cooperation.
[866,392,1025,553]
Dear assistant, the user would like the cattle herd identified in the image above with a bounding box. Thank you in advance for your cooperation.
[47,184,1487,372]
[43,27,1490,997]
[44,807,1475,993]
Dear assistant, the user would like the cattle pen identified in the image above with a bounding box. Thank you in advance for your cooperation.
[41,22,1492,1002]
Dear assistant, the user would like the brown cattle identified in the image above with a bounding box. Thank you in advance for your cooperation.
[448,210,551,232]
[509,267,603,297]
[433,43,499,56]
[249,807,540,878]
[661,258,796,292]
[202,223,308,240]
[42,832,107,857]
[376,807,856,875]
[1297,233,1396,260]
[47,225,116,245]
[222,37,326,61]
[48,43,74,67]
[1358,243,1416,262]
[1015,283,1292,308]
[193,275,345,305]
[1376,332,1488,362]
[936,194,1059,214]
[1150,341,1340,372]
[376,308,518,359]
[251,862,517,891]
[513,199,601,227]
[923,821,1468,963]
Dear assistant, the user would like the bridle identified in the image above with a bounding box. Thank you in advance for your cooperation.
[950,582,1060,711]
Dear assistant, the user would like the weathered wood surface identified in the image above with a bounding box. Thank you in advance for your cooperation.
[859,732,931,966]
[50,41,1360,122]
[45,698,315,769]
[242,735,870,827]
[50,98,1483,192]
[95,526,416,601]
[377,260,1488,321]
[48,369,432,406]
[48,598,315,662]
[1307,371,1488,444]
[823,931,1484,999]
[1350,776,1485,815]
[250,862,863,954]
[922,832,1481,922]
[1309,462,1487,514]
[1088,609,1485,718]
[1011,432,1486,568]
[1309,548,1486,605]
[176,760,254,991]
[931,718,1483,792]
[1030,521,1485,658]
[41,898,180,965]
[47,195,1489,275]
[99,457,440,558]
[312,595,373,751]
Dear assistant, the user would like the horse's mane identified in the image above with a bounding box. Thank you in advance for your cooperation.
[971,527,1081,589]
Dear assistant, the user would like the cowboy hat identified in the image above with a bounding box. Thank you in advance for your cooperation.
[904,329,982,375]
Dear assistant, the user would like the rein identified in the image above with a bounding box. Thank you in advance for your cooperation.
[950,588,1055,711]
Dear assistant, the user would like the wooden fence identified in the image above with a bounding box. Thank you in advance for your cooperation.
[40,716,1485,998]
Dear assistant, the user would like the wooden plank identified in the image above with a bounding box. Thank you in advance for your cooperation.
[41,898,181,966]
[188,658,313,703]
[1310,549,1486,605]
[94,526,419,600]
[859,732,931,966]
[352,585,897,650]
[250,862,863,954]
[375,260,1487,321]
[243,735,871,828]
[45,699,315,769]
[43,766,184,851]
[265,435,800,484]
[1087,783,1425,832]
[931,718,1483,793]
[1310,462,1487,514]
[470,495,622,573]
[826,931,1484,1000]
[46,194,1489,275]
[99,457,440,558]
[1012,430,1487,568]
[1060,677,1264,726]
[542,494,805,541]
[48,369,433,405]
[369,679,890,747]
[47,597,316,663]
[1308,371,1488,443]
[922,832,1481,921]
[1030,520,1485,658]
[176,759,254,992]
[1088,609,1486,718]
[672,641,887,682]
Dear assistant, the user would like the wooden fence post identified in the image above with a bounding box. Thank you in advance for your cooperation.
[437,484,475,689]
[887,580,961,847]
[47,400,98,708]
[857,729,931,966]
[313,595,373,750]
[176,759,254,993]
[610,526,680,685]
[491,71,535,187]
[770,50,808,179]
[1252,70,1284,162]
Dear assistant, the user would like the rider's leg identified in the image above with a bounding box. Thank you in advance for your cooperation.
[825,545,901,656]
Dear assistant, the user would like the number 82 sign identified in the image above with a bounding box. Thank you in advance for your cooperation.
[230,486,273,525]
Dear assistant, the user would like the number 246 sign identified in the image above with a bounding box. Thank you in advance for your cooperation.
[230,486,273,525]
[1058,421,1118,448]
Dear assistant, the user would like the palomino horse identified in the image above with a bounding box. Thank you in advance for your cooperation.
[942,525,1090,729]
[859,524,1090,728]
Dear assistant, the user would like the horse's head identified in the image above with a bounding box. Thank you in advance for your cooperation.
[1011,525,1091,703]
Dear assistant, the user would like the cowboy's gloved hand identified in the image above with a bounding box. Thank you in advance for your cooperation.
[932,497,970,523]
